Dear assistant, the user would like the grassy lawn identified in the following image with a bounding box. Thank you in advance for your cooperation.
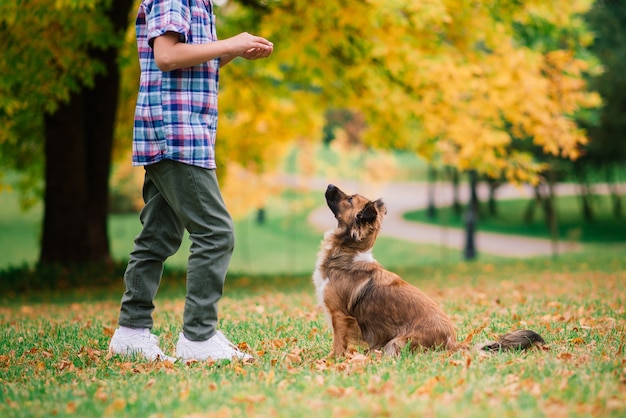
[0,193,42,268]
[1,179,625,417]
[1,249,624,417]
[1,187,488,276]
[109,189,453,277]
[3,139,625,417]
[404,194,626,244]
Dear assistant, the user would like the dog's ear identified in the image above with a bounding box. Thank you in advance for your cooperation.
[374,199,386,216]
[357,201,380,224]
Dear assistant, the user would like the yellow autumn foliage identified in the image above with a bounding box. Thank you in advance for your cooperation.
[112,0,601,214]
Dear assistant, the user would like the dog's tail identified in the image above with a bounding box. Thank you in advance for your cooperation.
[476,329,545,352]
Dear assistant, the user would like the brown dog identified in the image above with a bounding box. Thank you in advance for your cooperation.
[313,184,545,356]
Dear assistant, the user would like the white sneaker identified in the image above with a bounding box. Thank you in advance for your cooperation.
[109,329,176,362]
[176,331,253,362]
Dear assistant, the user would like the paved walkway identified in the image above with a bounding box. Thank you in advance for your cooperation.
[283,177,621,258]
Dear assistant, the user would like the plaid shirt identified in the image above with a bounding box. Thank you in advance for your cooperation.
[133,0,220,169]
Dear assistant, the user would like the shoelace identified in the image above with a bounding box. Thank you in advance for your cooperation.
[215,331,243,353]
[145,333,168,358]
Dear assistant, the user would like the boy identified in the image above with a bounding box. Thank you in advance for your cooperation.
[109,0,273,362]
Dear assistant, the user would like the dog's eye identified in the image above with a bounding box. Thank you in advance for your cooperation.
[347,196,353,205]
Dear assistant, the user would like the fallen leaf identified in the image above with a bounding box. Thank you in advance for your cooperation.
[414,376,445,396]
[20,306,34,315]
[102,326,116,338]
[180,387,190,401]
[58,360,75,372]
[104,399,126,415]
[66,401,77,414]
[233,394,266,404]
[233,365,247,376]
[95,387,108,402]
[326,386,355,398]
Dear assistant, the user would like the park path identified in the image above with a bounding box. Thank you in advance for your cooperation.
[282,177,617,258]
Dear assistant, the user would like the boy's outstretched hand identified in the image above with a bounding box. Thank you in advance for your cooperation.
[241,46,273,60]
[227,32,273,59]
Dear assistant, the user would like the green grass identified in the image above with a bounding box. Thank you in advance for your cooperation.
[1,188,491,276]
[1,177,625,417]
[0,192,42,267]
[404,194,626,243]
[1,249,624,417]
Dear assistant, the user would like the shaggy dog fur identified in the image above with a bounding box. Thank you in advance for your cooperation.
[313,184,545,356]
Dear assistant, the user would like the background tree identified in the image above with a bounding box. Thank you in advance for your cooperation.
[578,0,626,219]
[246,0,600,184]
[2,0,604,271]
[1,0,133,265]
[491,7,604,231]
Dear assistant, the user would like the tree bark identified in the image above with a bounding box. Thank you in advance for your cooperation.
[608,182,622,219]
[463,170,478,260]
[41,91,94,264]
[40,0,133,266]
[579,181,594,222]
[487,179,501,217]
[546,170,559,258]
[605,165,622,219]
[426,165,437,219]
[447,167,462,216]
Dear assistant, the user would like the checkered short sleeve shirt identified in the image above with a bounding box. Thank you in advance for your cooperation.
[133,0,220,169]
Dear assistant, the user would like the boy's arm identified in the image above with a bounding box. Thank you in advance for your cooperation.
[219,54,236,67]
[219,45,274,67]
[153,31,273,72]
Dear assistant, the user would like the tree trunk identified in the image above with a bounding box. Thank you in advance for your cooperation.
[41,73,116,265]
[608,183,622,219]
[488,179,500,217]
[449,167,462,216]
[40,0,133,266]
[469,171,479,216]
[463,170,478,260]
[574,166,594,221]
[605,165,622,219]
[540,184,554,227]
[524,186,539,224]
[41,91,95,264]
[546,170,559,258]
[579,181,594,221]
[426,165,437,219]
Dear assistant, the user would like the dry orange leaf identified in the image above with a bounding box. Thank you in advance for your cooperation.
[233,394,267,404]
[104,399,126,415]
[66,401,77,414]
[326,385,355,398]
[414,376,445,397]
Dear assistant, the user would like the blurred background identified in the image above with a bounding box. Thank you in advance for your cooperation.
[0,0,624,284]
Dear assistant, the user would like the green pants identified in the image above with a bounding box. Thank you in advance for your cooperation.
[118,159,235,341]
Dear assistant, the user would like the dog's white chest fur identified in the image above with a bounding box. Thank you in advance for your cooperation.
[312,230,377,329]
[353,250,375,263]
[312,268,328,311]
[312,230,334,328]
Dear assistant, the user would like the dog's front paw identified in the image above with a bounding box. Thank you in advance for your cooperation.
[327,350,341,359]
